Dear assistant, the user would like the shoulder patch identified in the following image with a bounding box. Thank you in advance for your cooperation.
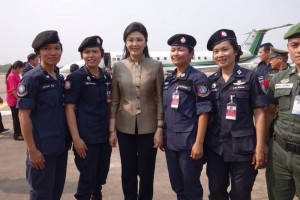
[17,83,28,97]
[196,83,210,97]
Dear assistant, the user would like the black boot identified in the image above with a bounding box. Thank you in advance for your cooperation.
[90,186,102,200]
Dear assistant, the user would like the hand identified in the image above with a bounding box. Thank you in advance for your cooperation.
[153,128,164,151]
[73,138,88,158]
[252,149,266,169]
[109,130,118,148]
[190,142,204,160]
[28,149,45,170]
[0,97,3,104]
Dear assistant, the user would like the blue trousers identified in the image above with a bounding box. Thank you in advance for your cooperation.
[74,143,111,200]
[165,148,205,200]
[26,151,68,200]
[206,148,257,200]
[117,131,157,200]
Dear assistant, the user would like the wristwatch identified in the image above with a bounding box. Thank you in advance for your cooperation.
[157,125,164,129]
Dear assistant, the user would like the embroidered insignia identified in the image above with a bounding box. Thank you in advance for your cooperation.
[212,83,217,88]
[233,80,246,85]
[97,38,101,44]
[17,84,28,97]
[237,70,242,75]
[64,81,71,90]
[180,37,186,44]
[220,31,227,37]
[87,76,91,81]
[197,84,210,97]
[280,78,289,83]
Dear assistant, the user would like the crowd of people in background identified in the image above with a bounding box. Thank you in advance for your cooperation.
[0,22,300,200]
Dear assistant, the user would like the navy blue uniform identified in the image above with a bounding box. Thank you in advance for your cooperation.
[22,62,34,76]
[254,61,272,93]
[163,65,212,200]
[64,66,112,200]
[17,65,69,200]
[205,65,267,200]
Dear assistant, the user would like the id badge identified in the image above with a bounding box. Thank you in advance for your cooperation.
[292,95,300,115]
[226,103,237,120]
[171,89,179,109]
[106,90,112,103]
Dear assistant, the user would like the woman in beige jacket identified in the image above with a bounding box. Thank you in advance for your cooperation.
[109,22,164,200]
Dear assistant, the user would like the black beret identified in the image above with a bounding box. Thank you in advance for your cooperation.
[167,34,197,49]
[78,36,103,52]
[207,29,236,51]
[32,30,60,51]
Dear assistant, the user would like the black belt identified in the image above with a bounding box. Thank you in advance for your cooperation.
[274,133,300,154]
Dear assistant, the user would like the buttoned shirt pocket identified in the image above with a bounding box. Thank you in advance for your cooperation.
[177,91,195,118]
[274,88,292,111]
[231,129,255,154]
[38,88,57,109]
[231,91,250,115]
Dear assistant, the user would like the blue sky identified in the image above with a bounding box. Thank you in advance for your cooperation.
[0,0,299,66]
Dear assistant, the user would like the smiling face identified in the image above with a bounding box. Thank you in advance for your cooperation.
[170,45,193,68]
[82,47,102,68]
[287,38,300,67]
[212,40,236,69]
[39,43,62,68]
[125,31,147,61]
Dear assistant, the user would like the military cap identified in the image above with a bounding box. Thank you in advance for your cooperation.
[207,29,236,51]
[284,23,300,39]
[78,36,103,52]
[269,47,289,59]
[32,30,60,51]
[167,34,197,49]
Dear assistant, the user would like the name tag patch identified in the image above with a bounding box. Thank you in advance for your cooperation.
[275,83,293,89]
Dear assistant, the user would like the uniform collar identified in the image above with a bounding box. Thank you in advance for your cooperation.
[288,67,297,76]
[37,65,58,81]
[83,66,103,79]
[170,65,192,80]
[211,64,244,81]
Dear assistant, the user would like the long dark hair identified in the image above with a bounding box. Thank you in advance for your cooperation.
[5,60,24,80]
[228,40,243,63]
[122,22,150,59]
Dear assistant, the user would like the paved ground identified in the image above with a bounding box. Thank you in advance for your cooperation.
[0,73,282,200]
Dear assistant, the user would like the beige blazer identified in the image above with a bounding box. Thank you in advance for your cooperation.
[110,56,164,134]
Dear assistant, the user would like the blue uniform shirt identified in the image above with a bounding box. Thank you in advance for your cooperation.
[17,65,68,155]
[206,65,267,162]
[163,65,212,151]
[64,66,111,144]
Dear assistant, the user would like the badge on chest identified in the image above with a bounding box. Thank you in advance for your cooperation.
[171,88,180,109]
[292,95,300,115]
[226,95,237,120]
